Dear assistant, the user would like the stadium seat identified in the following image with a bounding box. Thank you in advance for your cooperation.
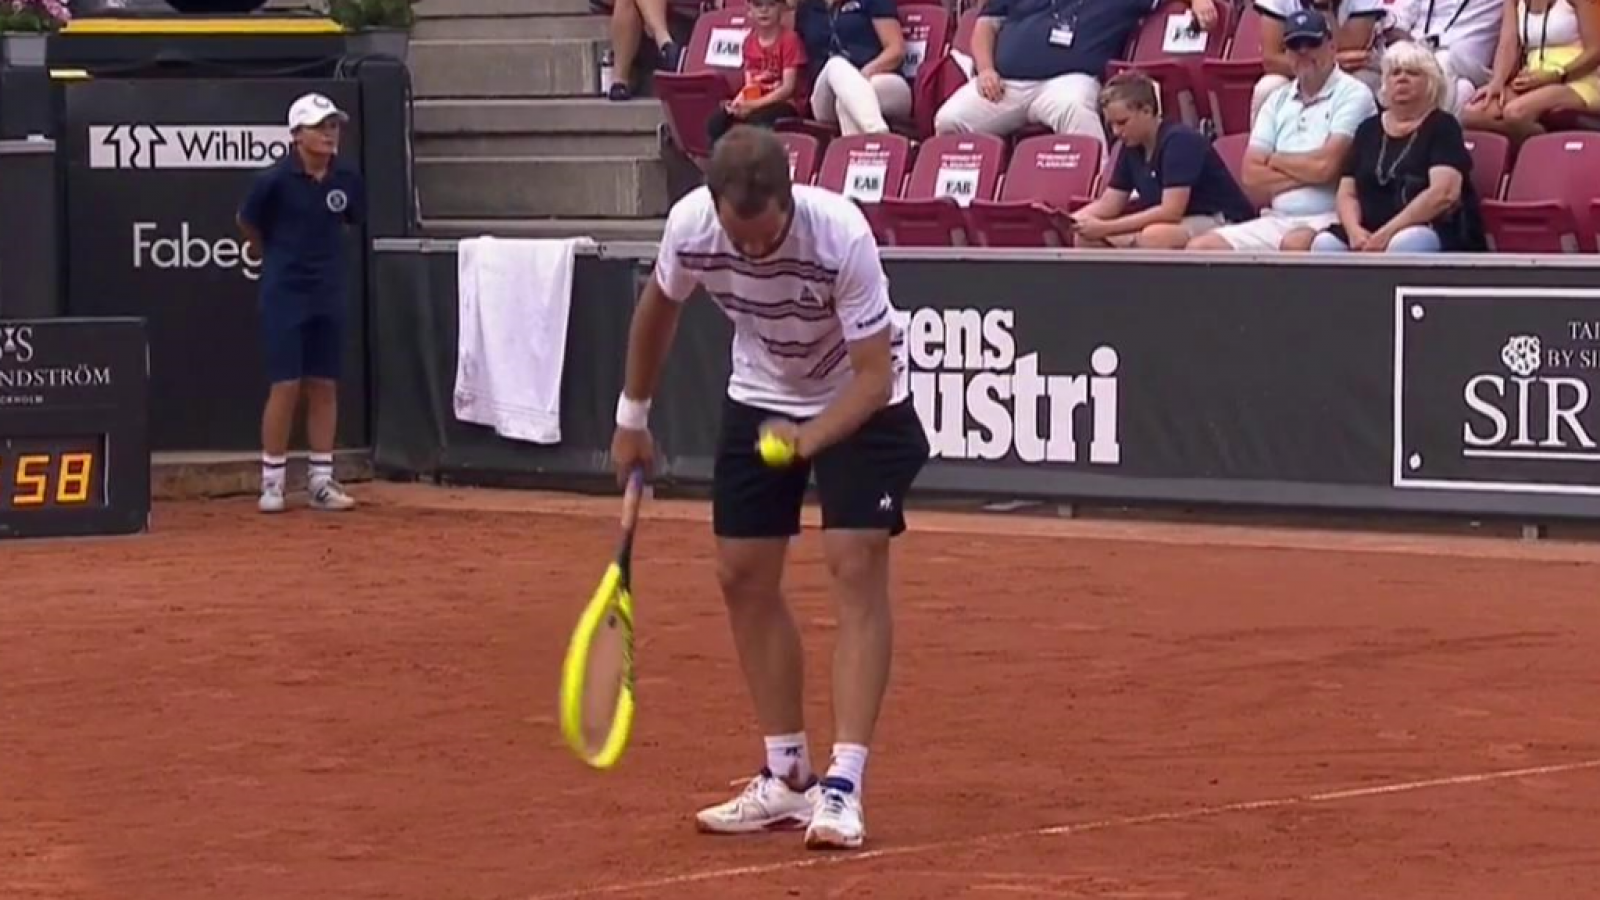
[967,134,1102,247]
[872,133,1007,246]
[1106,0,1234,127]
[921,5,982,134]
[1211,131,1268,210]
[1479,132,1600,253]
[816,133,913,206]
[654,9,752,163]
[779,131,821,184]
[1461,130,1510,201]
[1200,3,1265,135]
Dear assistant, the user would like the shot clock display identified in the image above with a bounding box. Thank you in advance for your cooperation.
[0,317,149,540]
[0,437,107,509]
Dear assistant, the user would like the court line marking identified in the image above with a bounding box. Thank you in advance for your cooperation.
[525,757,1600,899]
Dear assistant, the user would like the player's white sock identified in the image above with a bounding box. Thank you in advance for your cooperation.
[764,733,813,787]
[309,453,334,491]
[823,743,868,795]
[262,454,287,493]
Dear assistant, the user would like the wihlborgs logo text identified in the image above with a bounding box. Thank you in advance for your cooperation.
[89,124,291,170]
[905,307,1120,465]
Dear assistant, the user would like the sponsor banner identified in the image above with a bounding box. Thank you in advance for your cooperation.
[88,125,292,170]
[61,79,366,451]
[1395,286,1600,496]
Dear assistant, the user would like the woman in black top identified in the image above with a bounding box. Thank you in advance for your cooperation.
[1312,41,1487,253]
[793,0,910,134]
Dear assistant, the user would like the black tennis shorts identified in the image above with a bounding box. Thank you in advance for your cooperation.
[712,396,931,539]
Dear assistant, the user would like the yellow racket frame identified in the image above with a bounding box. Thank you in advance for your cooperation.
[558,567,636,769]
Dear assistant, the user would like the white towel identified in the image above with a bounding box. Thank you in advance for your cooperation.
[453,235,593,444]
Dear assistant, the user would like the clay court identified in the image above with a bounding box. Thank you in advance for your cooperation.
[4,483,1600,900]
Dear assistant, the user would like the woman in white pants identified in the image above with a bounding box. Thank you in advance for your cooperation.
[793,0,912,134]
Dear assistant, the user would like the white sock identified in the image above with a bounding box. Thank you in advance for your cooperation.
[824,743,868,795]
[309,453,334,491]
[764,733,813,786]
[262,455,287,493]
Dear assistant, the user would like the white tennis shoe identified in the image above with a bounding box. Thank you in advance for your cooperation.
[258,485,286,514]
[695,769,818,834]
[309,480,356,511]
[804,778,865,850]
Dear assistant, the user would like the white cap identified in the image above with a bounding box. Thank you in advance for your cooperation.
[287,93,349,131]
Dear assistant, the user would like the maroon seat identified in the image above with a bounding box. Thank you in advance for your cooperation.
[816,133,913,205]
[1106,0,1234,127]
[967,134,1103,247]
[873,133,1007,246]
[654,9,751,163]
[1461,129,1510,202]
[1200,3,1265,136]
[1480,131,1600,253]
[1210,131,1269,211]
[921,5,982,135]
[777,131,821,184]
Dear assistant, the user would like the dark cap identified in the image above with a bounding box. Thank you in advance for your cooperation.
[1283,8,1332,43]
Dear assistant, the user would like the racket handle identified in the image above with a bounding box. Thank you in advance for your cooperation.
[621,467,646,526]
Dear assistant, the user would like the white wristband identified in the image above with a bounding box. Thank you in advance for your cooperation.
[615,393,652,430]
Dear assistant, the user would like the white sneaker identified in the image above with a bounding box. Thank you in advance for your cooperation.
[695,769,819,834]
[804,779,865,850]
[258,486,286,514]
[308,480,356,511]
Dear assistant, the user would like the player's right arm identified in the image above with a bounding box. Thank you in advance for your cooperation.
[610,200,700,483]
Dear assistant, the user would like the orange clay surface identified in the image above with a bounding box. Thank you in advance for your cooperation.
[4,482,1600,899]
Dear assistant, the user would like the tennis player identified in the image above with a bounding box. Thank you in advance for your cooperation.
[610,125,928,851]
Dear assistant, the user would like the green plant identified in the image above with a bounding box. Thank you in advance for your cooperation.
[0,0,71,33]
[327,0,415,30]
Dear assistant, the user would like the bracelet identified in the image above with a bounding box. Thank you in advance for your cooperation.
[615,393,651,430]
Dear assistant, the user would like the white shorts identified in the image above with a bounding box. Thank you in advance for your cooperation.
[1210,211,1339,251]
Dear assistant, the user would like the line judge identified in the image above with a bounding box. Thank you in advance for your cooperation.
[237,92,365,513]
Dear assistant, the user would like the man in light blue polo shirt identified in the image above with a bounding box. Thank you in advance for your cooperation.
[1188,8,1375,252]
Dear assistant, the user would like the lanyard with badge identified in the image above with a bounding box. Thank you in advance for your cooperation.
[1049,0,1089,47]
[1418,0,1471,48]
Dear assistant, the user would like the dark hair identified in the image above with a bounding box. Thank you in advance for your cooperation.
[1099,70,1159,114]
[705,125,794,219]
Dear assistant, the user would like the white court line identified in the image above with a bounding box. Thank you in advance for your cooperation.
[526,758,1600,900]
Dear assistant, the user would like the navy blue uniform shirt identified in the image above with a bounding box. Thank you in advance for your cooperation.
[1109,122,1256,222]
[985,0,1158,81]
[238,151,365,321]
[795,0,904,84]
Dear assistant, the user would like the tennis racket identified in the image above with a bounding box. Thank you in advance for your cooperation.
[558,467,646,769]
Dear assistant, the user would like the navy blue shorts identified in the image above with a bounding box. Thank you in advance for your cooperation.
[712,397,930,539]
[261,312,344,383]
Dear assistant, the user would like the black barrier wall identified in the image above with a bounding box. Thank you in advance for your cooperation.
[60,79,369,452]
[371,241,1600,522]
[0,140,60,318]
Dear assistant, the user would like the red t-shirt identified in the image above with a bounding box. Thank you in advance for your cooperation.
[742,30,807,107]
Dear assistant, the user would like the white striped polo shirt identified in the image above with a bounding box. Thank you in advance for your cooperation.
[652,184,910,419]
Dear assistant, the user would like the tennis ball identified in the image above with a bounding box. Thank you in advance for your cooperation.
[758,431,796,467]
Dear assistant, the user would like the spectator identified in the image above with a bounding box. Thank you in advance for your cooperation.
[934,0,1221,146]
[1460,0,1600,139]
[1380,0,1504,114]
[605,0,682,102]
[1252,0,1385,123]
[1311,41,1488,252]
[1072,71,1257,248]
[1189,9,1377,251]
[708,0,808,144]
[794,0,910,135]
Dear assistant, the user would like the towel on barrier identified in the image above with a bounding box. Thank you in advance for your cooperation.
[453,235,593,444]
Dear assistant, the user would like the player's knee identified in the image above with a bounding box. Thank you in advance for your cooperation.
[822,535,888,597]
[716,553,782,608]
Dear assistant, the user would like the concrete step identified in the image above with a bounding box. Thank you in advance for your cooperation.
[415,155,670,218]
[153,450,371,501]
[410,38,602,98]
[413,97,664,156]
[417,0,596,17]
[421,217,669,241]
[412,14,608,40]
